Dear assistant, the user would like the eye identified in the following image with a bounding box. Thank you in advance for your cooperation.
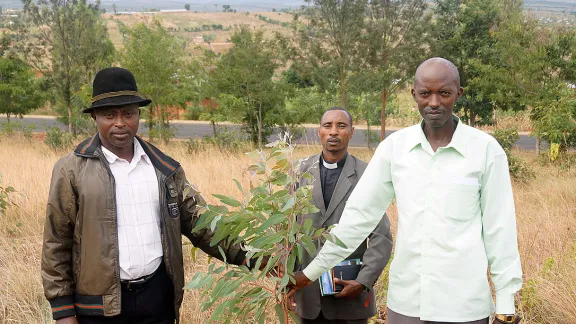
[440,91,451,96]
[420,91,430,97]
[338,124,346,128]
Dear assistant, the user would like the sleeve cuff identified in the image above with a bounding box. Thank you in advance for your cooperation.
[495,288,516,314]
[49,295,76,320]
[354,276,372,291]
[302,260,325,282]
[233,250,248,267]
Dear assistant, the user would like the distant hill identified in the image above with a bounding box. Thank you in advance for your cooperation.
[0,0,307,12]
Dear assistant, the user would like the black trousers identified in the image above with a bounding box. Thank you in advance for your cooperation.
[300,312,368,324]
[77,265,175,324]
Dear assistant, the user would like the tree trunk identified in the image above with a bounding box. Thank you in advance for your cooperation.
[210,98,217,137]
[366,118,372,151]
[380,88,387,141]
[339,63,346,107]
[66,97,74,135]
[469,110,476,127]
[257,101,263,151]
[148,105,155,142]
[536,137,541,155]
[492,107,497,127]
[6,113,10,123]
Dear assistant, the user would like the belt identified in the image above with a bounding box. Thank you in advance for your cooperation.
[121,268,160,291]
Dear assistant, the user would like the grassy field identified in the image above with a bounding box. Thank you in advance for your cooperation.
[0,135,575,323]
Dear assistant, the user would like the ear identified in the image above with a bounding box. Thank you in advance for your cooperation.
[91,112,96,121]
[456,87,464,101]
[411,88,416,100]
[350,126,355,137]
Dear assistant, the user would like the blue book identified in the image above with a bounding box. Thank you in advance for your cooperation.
[319,259,362,296]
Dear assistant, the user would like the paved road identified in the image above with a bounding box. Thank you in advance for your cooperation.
[0,116,541,150]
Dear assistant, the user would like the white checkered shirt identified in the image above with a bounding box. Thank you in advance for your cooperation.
[101,139,163,280]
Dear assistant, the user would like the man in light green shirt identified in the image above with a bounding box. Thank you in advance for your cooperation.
[289,58,522,324]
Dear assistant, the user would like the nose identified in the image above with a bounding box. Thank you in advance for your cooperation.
[429,94,441,108]
[113,115,126,127]
[329,124,339,136]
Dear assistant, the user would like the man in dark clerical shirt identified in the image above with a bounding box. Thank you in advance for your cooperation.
[293,107,393,324]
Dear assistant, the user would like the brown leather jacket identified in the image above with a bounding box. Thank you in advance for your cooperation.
[42,134,247,320]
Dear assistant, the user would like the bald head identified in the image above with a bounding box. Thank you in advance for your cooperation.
[415,57,460,88]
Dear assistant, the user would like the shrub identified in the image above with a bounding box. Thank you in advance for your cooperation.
[493,128,533,181]
[0,174,17,216]
[45,126,74,151]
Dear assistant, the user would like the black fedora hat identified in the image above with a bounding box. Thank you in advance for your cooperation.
[82,67,152,113]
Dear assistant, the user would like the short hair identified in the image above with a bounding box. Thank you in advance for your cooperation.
[321,106,353,126]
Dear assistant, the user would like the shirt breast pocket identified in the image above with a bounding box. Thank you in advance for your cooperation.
[444,177,480,222]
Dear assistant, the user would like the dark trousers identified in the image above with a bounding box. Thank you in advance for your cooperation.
[300,312,368,324]
[77,265,175,324]
[387,308,489,324]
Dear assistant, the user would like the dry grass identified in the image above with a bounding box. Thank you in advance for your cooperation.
[103,12,293,52]
[0,136,574,323]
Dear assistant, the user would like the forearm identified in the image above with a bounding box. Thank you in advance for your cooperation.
[303,142,395,281]
[481,153,523,313]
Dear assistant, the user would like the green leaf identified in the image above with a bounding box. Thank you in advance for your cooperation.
[303,218,313,234]
[233,179,243,193]
[258,213,285,230]
[190,246,198,262]
[289,310,299,323]
[280,197,295,212]
[210,215,222,232]
[323,233,347,249]
[278,272,290,291]
[274,303,286,324]
[301,235,317,255]
[286,252,296,274]
[218,246,228,264]
[296,243,304,262]
[184,272,212,290]
[213,194,242,207]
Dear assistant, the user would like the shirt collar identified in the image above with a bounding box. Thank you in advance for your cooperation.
[407,115,467,157]
[101,138,151,164]
[320,153,347,170]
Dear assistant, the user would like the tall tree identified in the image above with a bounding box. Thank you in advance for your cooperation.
[291,0,367,107]
[17,0,114,134]
[288,0,429,139]
[121,19,185,143]
[214,26,282,149]
[431,0,502,126]
[0,57,45,121]
[184,3,190,11]
[353,0,429,140]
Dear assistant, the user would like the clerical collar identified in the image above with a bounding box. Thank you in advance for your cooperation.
[321,153,347,170]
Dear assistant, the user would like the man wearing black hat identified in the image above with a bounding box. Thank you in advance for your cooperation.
[41,67,250,323]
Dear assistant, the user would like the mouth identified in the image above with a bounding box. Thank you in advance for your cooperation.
[426,110,444,118]
[327,139,341,145]
[111,132,130,140]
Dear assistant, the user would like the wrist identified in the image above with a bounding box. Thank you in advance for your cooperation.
[494,314,521,324]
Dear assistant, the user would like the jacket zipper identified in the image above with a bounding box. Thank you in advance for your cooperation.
[96,152,122,313]
[158,173,175,280]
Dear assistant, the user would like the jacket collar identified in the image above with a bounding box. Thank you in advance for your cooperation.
[74,133,180,176]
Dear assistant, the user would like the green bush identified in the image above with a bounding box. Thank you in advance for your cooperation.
[186,127,252,154]
[184,105,204,120]
[45,126,74,151]
[0,174,17,216]
[493,128,533,181]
